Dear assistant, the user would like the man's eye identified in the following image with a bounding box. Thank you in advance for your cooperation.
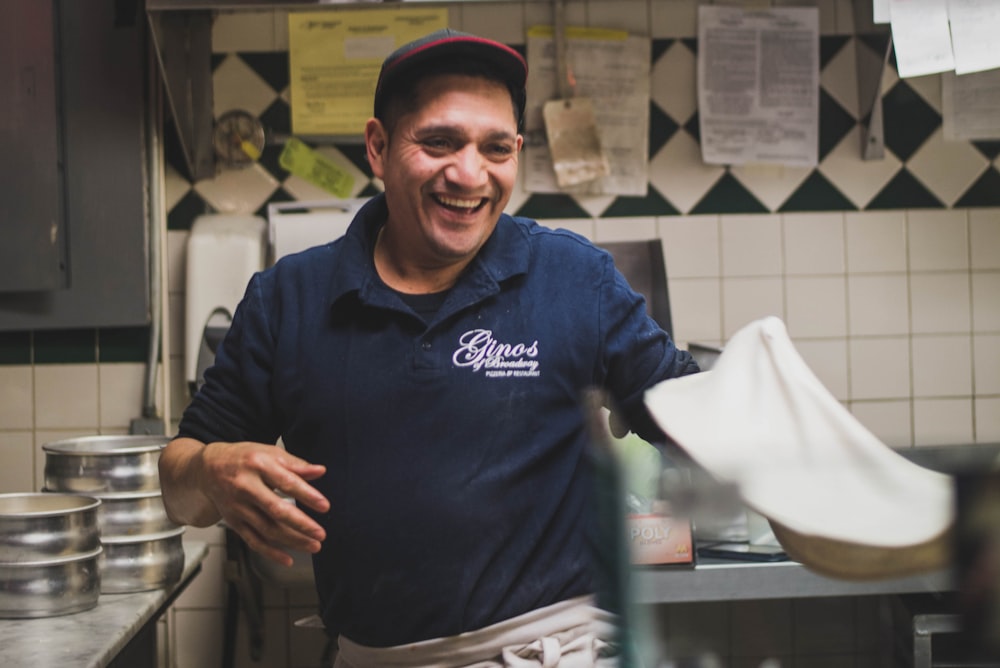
[487,144,514,158]
[422,138,451,150]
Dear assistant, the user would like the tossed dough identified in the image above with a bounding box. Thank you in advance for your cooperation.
[644,317,954,579]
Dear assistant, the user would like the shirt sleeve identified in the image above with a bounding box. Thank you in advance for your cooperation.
[597,254,699,443]
[176,272,283,446]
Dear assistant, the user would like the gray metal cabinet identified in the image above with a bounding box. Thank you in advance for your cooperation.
[0,0,150,330]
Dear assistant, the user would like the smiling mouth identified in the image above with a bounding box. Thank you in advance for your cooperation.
[434,194,489,213]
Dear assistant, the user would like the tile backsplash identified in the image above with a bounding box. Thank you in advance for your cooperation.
[1,1,999,667]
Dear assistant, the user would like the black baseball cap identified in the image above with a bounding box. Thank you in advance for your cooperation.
[373,28,528,128]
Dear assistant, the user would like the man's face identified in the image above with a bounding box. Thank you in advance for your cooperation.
[366,73,523,269]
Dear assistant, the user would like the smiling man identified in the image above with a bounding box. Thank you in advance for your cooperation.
[160,29,698,667]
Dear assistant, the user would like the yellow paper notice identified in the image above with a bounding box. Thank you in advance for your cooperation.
[279,138,355,199]
[288,8,448,136]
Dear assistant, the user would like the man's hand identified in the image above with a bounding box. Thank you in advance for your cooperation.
[160,438,330,567]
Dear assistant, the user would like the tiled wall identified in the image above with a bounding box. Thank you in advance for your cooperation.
[2,0,999,666]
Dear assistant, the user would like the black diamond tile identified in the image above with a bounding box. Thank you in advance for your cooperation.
[820,35,851,70]
[858,33,891,59]
[0,331,31,365]
[255,187,296,220]
[335,142,374,178]
[954,166,1000,208]
[514,194,591,220]
[34,329,97,364]
[211,53,227,72]
[779,171,856,212]
[168,189,211,231]
[259,97,291,137]
[689,172,768,215]
[819,89,857,161]
[680,38,697,56]
[882,80,941,162]
[683,110,700,144]
[601,184,679,217]
[866,168,944,210]
[238,52,289,93]
[98,327,151,363]
[652,38,675,65]
[972,141,1000,161]
[649,101,680,158]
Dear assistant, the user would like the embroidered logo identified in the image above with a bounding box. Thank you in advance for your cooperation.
[452,329,540,378]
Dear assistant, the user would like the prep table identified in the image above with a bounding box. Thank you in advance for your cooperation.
[0,540,207,668]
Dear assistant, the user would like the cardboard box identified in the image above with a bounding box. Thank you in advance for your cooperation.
[626,513,694,566]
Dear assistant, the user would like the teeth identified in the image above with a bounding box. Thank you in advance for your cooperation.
[437,195,482,209]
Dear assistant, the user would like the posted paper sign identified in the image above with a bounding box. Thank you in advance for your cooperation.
[697,6,820,167]
[888,0,954,78]
[947,0,1000,75]
[942,69,1000,140]
[288,8,447,135]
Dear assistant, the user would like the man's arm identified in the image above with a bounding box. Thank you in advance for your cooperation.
[159,436,331,566]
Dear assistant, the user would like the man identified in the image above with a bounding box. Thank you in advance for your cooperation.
[161,29,698,667]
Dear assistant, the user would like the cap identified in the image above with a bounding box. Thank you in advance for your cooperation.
[373,28,528,126]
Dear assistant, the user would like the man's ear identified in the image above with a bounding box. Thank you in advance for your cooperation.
[365,118,388,179]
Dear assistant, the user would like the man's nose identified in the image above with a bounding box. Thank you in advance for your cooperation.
[446,145,489,188]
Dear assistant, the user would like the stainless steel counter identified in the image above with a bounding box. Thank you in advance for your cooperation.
[0,540,207,668]
[632,558,954,604]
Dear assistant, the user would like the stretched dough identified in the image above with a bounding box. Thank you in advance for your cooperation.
[644,317,953,579]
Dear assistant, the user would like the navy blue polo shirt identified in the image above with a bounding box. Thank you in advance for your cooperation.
[179,194,698,647]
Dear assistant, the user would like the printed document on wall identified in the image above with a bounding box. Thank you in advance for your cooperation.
[942,69,1000,140]
[288,8,447,135]
[524,27,650,196]
[697,6,819,168]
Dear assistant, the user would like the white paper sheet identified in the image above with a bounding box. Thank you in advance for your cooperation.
[696,6,820,168]
[942,69,1000,140]
[889,0,954,78]
[947,0,1000,75]
[873,0,892,23]
[524,28,650,196]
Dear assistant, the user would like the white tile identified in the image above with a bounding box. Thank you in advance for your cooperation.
[820,36,858,117]
[847,274,909,336]
[213,54,278,120]
[212,10,277,53]
[731,164,812,213]
[194,164,279,214]
[576,194,617,219]
[650,0,698,38]
[911,335,973,397]
[273,10,290,51]
[786,276,848,338]
[849,400,913,448]
[586,0,650,34]
[34,365,99,429]
[974,334,1000,395]
[0,432,34,493]
[834,0,856,34]
[976,397,1000,443]
[594,217,657,242]
[972,272,1000,332]
[175,545,227,609]
[658,215,720,278]
[0,366,33,430]
[459,2,526,44]
[651,40,697,124]
[845,211,908,273]
[783,212,846,275]
[649,132,726,215]
[908,131,989,207]
[173,609,225,668]
[720,215,782,277]
[849,337,911,400]
[792,338,850,401]
[970,209,1000,270]
[722,277,784,340]
[910,272,971,334]
[669,278,723,343]
[913,398,974,446]
[98,363,146,431]
[907,210,969,271]
[819,127,902,210]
